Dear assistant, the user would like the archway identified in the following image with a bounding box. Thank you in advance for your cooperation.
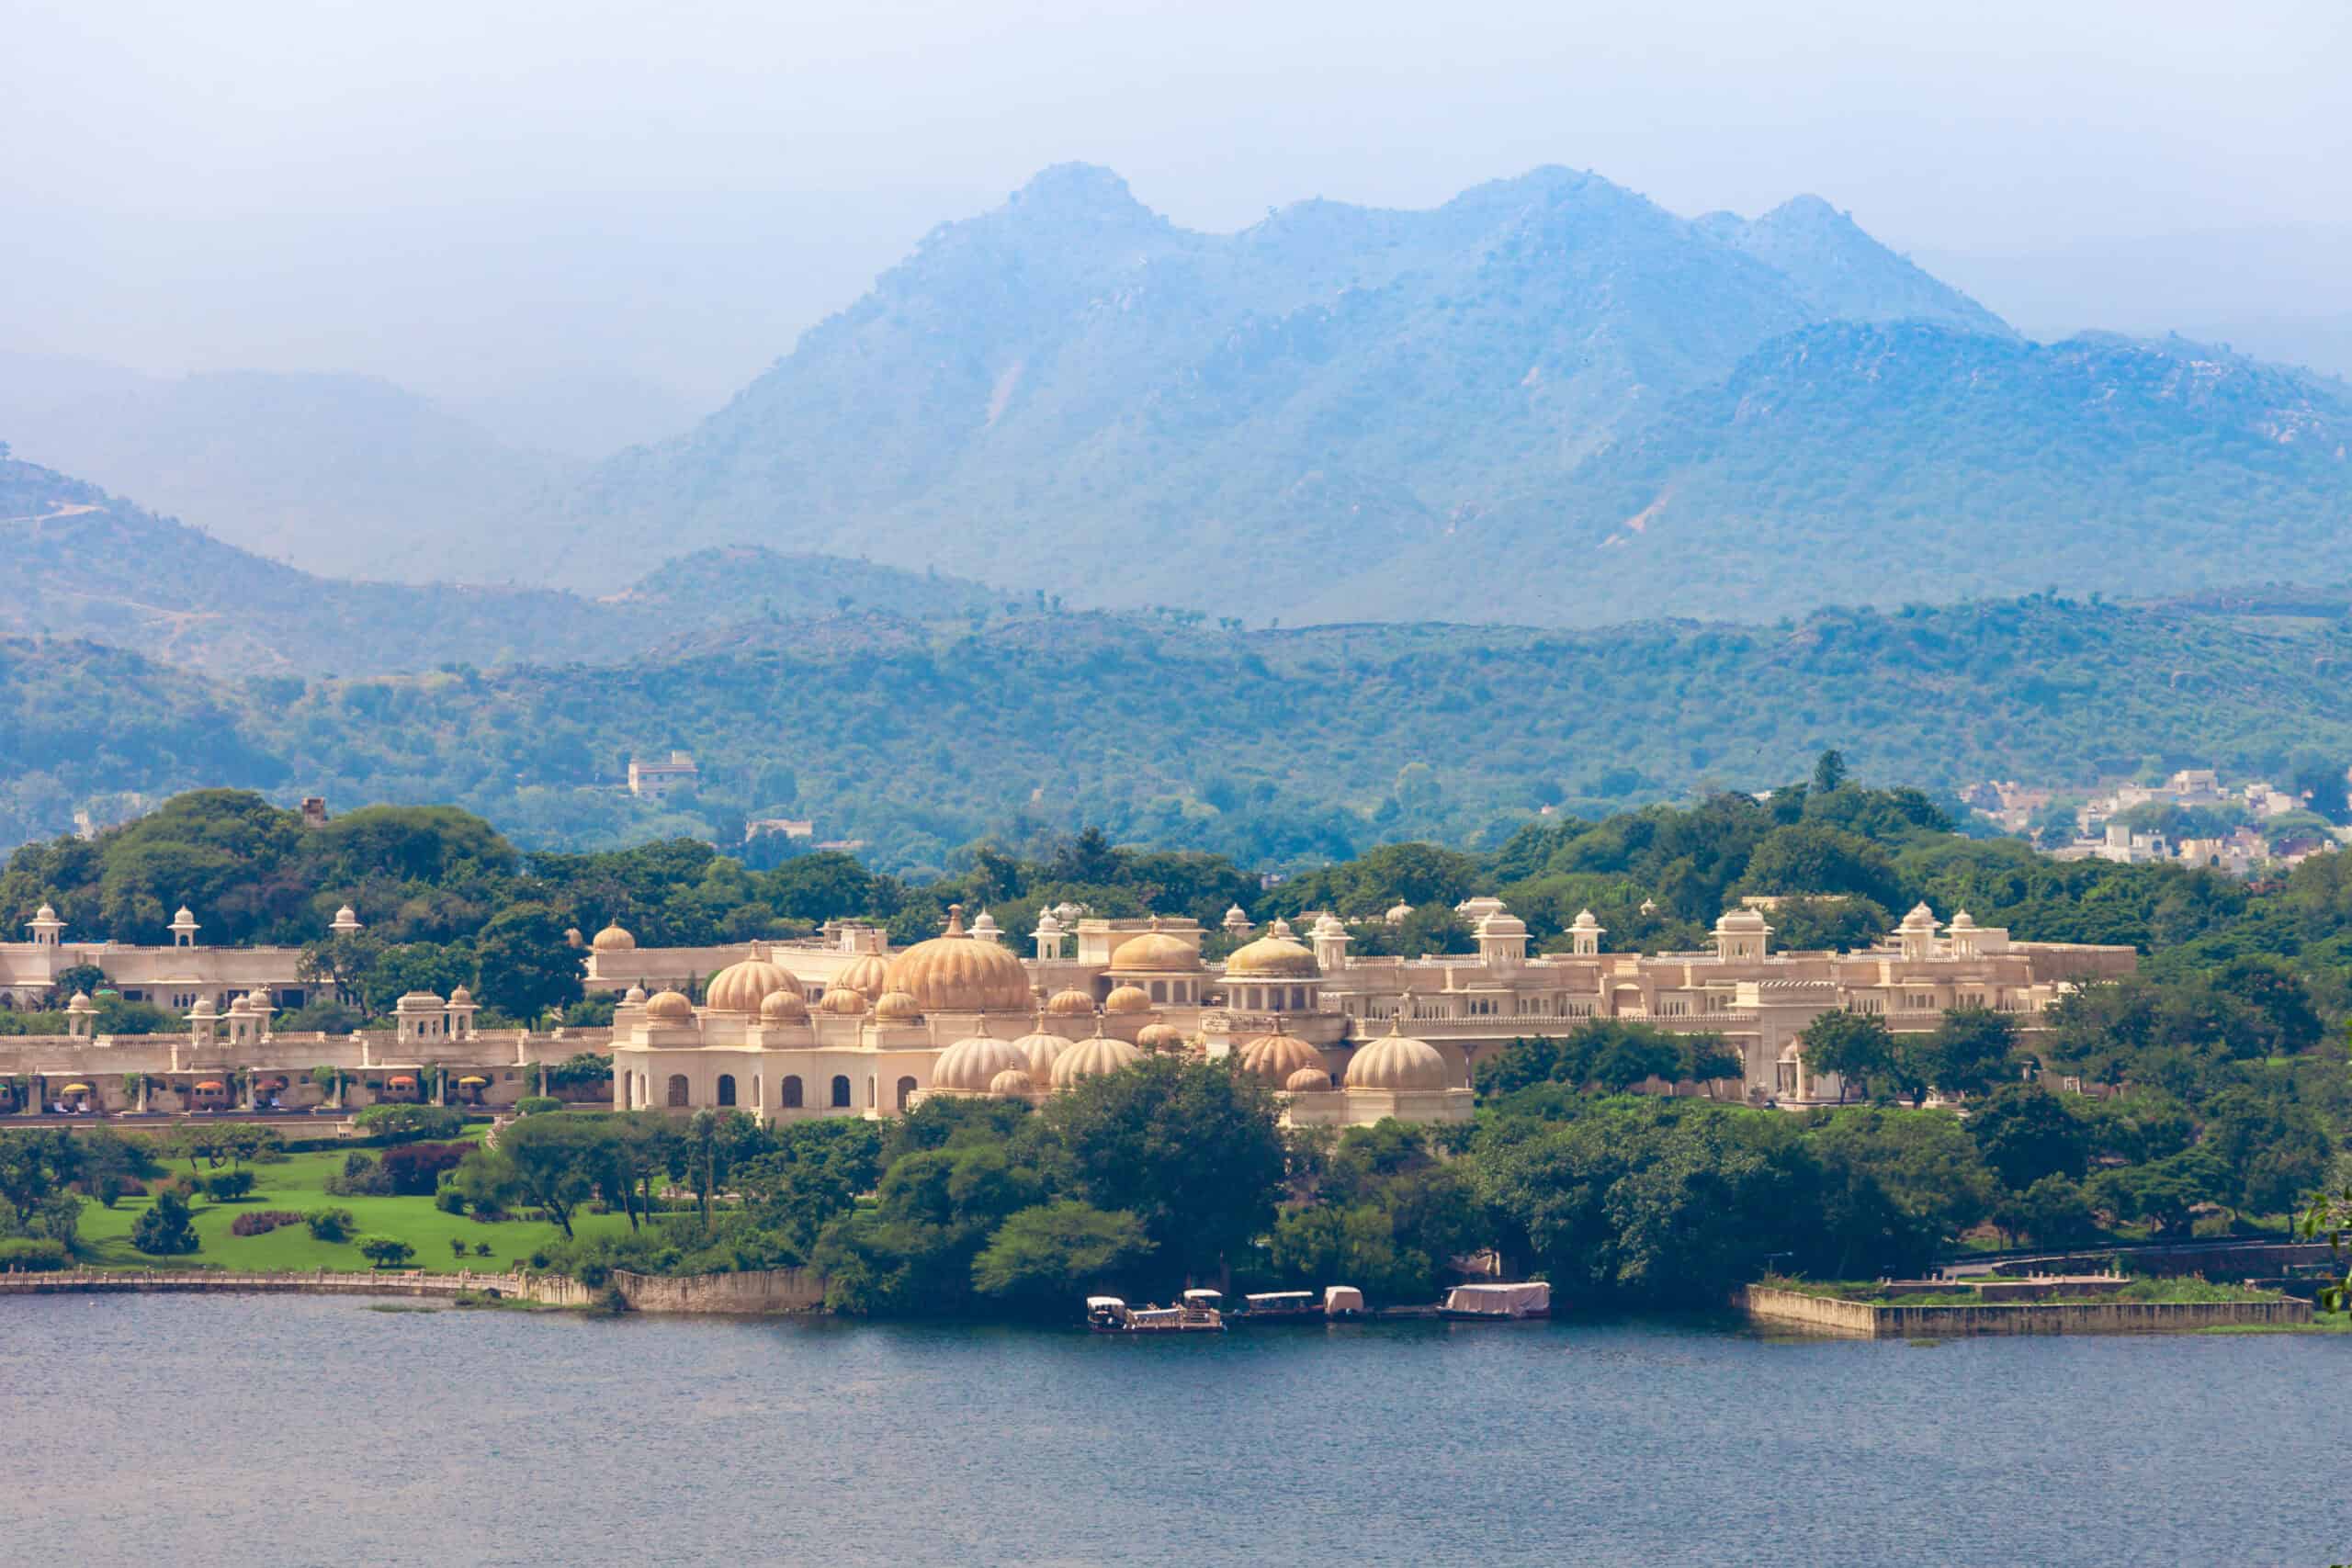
[666,1074,690,1108]
[782,1076,804,1109]
[895,1076,917,1112]
[830,1075,852,1109]
[717,1074,737,1108]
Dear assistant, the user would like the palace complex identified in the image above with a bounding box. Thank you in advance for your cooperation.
[0,893,2134,1122]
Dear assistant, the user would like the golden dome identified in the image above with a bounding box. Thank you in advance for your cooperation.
[874,990,924,1022]
[643,989,694,1023]
[1135,1022,1187,1054]
[760,990,809,1022]
[1110,931,1200,971]
[884,906,1033,1013]
[989,1068,1035,1098]
[1012,1026,1070,1080]
[1050,1031,1144,1089]
[1224,934,1317,978]
[1239,1031,1325,1085]
[706,952,804,1013]
[834,953,892,1000]
[1284,1066,1333,1093]
[592,921,637,952]
[1345,1020,1452,1092]
[1044,987,1096,1017]
[933,1029,1032,1093]
[817,987,868,1016]
[1102,984,1151,1014]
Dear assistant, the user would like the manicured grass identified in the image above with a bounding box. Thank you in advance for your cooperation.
[78,1145,639,1274]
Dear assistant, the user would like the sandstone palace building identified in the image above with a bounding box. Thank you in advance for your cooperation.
[0,893,2132,1125]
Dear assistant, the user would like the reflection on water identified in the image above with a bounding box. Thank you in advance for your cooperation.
[0,1294,2343,1565]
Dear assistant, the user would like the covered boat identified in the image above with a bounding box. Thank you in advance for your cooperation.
[1085,1292,1227,1333]
[1238,1291,1322,1323]
[1323,1285,1366,1320]
[1439,1281,1551,1320]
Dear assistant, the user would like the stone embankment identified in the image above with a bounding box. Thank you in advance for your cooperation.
[1743,1283,2312,1337]
[0,1266,824,1314]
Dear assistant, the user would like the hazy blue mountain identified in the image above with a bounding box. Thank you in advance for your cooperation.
[0,454,1002,677]
[2,368,576,579]
[1694,196,2014,335]
[554,164,2008,605]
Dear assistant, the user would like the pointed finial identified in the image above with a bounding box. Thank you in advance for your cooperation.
[944,904,966,936]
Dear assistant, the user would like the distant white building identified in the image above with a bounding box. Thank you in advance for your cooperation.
[628,751,699,800]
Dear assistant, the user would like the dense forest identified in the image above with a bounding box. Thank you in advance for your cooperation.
[6,585,2351,873]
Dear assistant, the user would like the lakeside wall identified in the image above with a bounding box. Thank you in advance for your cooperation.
[0,1266,824,1314]
[1743,1284,2312,1337]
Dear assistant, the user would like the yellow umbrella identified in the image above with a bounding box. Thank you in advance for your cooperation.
[456,1076,489,1086]
[61,1082,92,1093]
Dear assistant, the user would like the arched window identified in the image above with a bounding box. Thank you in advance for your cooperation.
[830,1075,852,1109]
[717,1074,737,1107]
[895,1076,917,1112]
[781,1076,803,1109]
[666,1074,690,1108]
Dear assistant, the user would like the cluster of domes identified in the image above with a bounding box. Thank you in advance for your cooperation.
[883,906,1033,1012]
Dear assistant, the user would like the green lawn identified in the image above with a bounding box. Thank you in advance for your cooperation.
[79,1145,639,1273]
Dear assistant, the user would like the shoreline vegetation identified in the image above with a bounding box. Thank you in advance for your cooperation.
[6,770,2352,1331]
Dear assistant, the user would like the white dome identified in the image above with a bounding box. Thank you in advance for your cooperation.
[933,1030,1032,1093]
[1345,1021,1452,1092]
[1285,1066,1332,1093]
[989,1068,1035,1098]
[1012,1027,1070,1080]
[643,990,694,1023]
[1050,1031,1144,1089]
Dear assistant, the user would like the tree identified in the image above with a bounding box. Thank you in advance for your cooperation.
[0,1129,84,1232]
[1812,750,1849,795]
[358,1235,417,1269]
[2091,1146,2228,1235]
[1995,1176,2102,1250]
[673,1111,768,1226]
[1042,1058,1287,1286]
[2200,1091,2334,1216]
[1967,1083,2091,1191]
[475,1114,616,1238]
[1796,1011,1898,1102]
[1917,1008,2017,1099]
[131,1190,200,1256]
[473,901,583,1021]
[351,1104,464,1143]
[971,1201,1155,1314]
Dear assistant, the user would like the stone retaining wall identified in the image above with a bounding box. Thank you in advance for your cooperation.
[0,1265,823,1314]
[1744,1283,2312,1337]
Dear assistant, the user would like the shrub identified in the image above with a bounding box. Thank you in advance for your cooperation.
[166,1174,199,1199]
[131,1191,200,1256]
[358,1235,417,1269]
[352,1105,466,1143]
[199,1170,256,1202]
[435,1189,467,1215]
[230,1210,306,1237]
[323,1153,391,1197]
[515,1097,562,1117]
[379,1142,469,1196]
[94,1173,136,1208]
[449,1238,468,1258]
[304,1207,357,1243]
[0,1236,71,1271]
[473,1242,492,1258]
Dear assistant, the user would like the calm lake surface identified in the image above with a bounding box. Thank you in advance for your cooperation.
[2,1293,2343,1566]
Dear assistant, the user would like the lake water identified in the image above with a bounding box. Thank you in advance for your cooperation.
[2,1294,2343,1565]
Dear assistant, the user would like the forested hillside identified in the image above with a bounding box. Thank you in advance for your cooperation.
[4,590,2347,871]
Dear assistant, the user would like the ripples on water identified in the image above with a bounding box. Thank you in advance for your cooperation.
[1,1294,2344,1566]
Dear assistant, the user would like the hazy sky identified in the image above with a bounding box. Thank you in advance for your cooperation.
[6,0,2348,448]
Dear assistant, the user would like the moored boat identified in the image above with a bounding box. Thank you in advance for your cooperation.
[1237,1291,1323,1323]
[1084,1292,1227,1333]
[1437,1281,1551,1321]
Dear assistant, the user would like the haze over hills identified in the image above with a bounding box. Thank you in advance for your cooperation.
[0,454,1000,678]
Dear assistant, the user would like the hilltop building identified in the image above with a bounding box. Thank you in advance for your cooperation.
[627,751,699,800]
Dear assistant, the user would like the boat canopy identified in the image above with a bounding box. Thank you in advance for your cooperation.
[1443,1282,1551,1315]
[1246,1292,1315,1307]
[1085,1296,1125,1311]
[1323,1286,1365,1313]
[1182,1289,1223,1304]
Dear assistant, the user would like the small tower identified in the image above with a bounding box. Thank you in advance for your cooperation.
[1221,904,1254,941]
[969,908,1004,946]
[25,902,63,948]
[1032,908,1064,962]
[394,991,447,1047]
[65,991,96,1040]
[1310,912,1351,971]
[1945,909,1981,962]
[1896,902,1938,964]
[187,996,220,1049]
[330,904,363,935]
[446,984,480,1042]
[1568,908,1605,957]
[169,905,200,948]
[1475,904,1529,965]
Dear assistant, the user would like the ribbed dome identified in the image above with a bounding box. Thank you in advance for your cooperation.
[873,989,923,1022]
[989,1068,1035,1098]
[706,953,804,1013]
[1102,984,1151,1014]
[760,990,809,1021]
[817,987,868,1016]
[1239,1031,1325,1085]
[643,990,694,1023]
[622,985,648,1004]
[1012,1027,1070,1080]
[1224,934,1317,978]
[592,921,636,952]
[835,953,892,1000]
[933,1030,1032,1092]
[1345,1021,1452,1092]
[1110,931,1200,971]
[884,906,1033,1012]
[1044,988,1096,1017]
[1285,1066,1333,1093]
[1135,1022,1187,1053]
[1051,1028,1144,1089]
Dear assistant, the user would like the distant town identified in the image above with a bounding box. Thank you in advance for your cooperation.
[1963,765,2349,877]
